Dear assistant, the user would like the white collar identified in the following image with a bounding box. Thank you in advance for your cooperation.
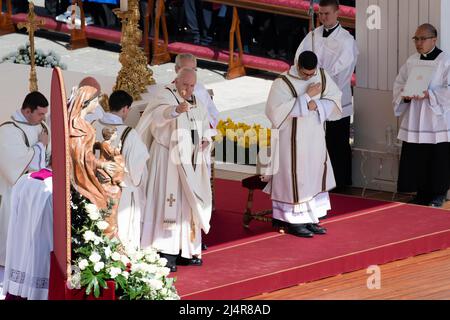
[324,22,339,32]
[13,110,29,123]
[101,112,124,125]
[289,65,300,78]
[287,66,318,82]
[422,46,436,57]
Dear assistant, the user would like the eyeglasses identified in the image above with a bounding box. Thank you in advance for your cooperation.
[412,36,435,42]
[298,68,317,79]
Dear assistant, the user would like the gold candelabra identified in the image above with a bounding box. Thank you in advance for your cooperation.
[17,1,44,92]
[113,0,155,100]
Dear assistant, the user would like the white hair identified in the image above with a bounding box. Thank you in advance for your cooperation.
[175,53,197,69]
[176,67,197,80]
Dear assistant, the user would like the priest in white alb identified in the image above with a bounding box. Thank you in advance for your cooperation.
[0,91,51,288]
[295,0,358,190]
[394,23,450,207]
[92,90,149,250]
[2,169,53,300]
[264,50,342,238]
[137,68,213,272]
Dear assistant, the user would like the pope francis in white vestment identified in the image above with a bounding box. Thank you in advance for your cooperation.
[137,68,212,271]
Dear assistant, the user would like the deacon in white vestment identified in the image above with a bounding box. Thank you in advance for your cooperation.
[393,24,450,207]
[0,91,50,275]
[137,68,213,271]
[295,0,358,189]
[92,90,149,250]
[2,170,53,300]
[264,50,342,238]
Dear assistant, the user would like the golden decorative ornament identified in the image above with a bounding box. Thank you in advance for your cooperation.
[113,0,155,100]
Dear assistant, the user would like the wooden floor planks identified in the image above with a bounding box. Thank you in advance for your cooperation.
[216,169,450,300]
[246,249,450,300]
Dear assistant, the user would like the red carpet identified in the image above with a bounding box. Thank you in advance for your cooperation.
[173,179,450,300]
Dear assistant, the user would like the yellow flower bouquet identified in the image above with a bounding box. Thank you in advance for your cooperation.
[214,118,271,165]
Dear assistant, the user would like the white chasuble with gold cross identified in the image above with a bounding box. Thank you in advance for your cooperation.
[138,84,212,258]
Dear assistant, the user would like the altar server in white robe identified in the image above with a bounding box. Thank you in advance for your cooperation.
[264,51,342,238]
[393,24,450,207]
[92,90,149,250]
[137,68,212,272]
[0,91,50,285]
[2,170,53,300]
[295,0,358,190]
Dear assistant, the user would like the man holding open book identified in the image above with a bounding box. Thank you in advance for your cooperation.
[393,23,450,207]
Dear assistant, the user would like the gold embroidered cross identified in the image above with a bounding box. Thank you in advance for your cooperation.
[167,193,176,207]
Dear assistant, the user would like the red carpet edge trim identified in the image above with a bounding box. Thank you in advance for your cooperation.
[203,203,405,256]
[181,228,450,298]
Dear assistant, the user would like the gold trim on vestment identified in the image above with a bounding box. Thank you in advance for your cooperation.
[276,75,298,129]
[291,118,299,203]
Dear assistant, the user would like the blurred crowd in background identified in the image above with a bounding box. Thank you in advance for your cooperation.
[6,0,355,63]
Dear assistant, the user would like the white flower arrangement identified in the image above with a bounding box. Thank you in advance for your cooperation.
[71,192,179,300]
[86,204,101,220]
[1,42,67,69]
[78,259,89,271]
[96,220,109,230]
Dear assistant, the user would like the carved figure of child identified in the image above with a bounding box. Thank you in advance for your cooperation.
[98,127,126,188]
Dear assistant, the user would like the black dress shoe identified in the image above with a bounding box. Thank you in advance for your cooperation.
[201,243,208,251]
[429,195,447,208]
[408,196,426,205]
[188,257,203,266]
[306,223,327,235]
[168,264,177,272]
[408,193,431,205]
[287,224,314,238]
[159,252,178,271]
[177,256,203,266]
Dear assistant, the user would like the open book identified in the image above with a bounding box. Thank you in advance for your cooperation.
[403,65,436,97]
